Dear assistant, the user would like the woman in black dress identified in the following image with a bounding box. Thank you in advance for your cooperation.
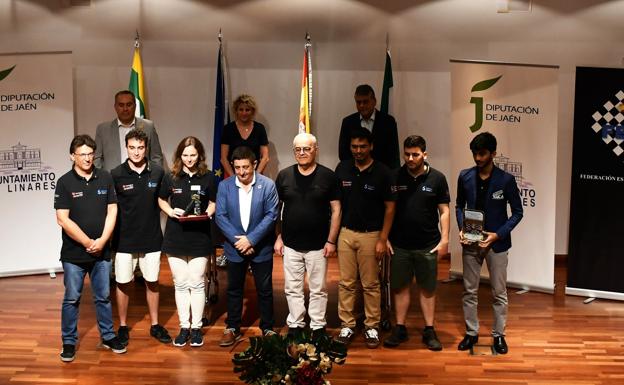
[220,94,269,176]
[158,136,216,348]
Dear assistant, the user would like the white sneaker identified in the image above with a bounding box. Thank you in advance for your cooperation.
[336,327,354,345]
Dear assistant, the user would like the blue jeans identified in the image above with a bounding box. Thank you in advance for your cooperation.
[61,260,115,345]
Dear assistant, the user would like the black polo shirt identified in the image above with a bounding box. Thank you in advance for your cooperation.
[159,170,217,256]
[54,167,117,263]
[111,160,164,253]
[390,164,450,250]
[335,159,396,232]
[276,164,341,251]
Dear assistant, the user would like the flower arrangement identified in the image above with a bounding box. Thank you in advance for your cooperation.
[232,332,347,385]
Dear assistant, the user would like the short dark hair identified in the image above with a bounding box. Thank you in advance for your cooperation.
[69,134,96,154]
[115,90,135,102]
[354,84,375,99]
[350,126,372,144]
[403,135,427,152]
[469,132,497,153]
[231,146,256,163]
[125,128,148,146]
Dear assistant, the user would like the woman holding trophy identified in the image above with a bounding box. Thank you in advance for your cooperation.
[158,136,216,348]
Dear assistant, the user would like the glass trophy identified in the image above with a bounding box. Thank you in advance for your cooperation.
[463,209,485,243]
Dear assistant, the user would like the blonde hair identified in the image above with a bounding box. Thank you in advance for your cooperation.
[232,94,257,117]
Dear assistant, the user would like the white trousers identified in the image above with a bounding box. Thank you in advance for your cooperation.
[167,255,207,329]
[283,246,328,330]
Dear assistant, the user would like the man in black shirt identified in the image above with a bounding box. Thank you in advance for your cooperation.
[54,134,125,362]
[384,136,450,350]
[334,127,396,348]
[111,129,171,346]
[274,133,341,339]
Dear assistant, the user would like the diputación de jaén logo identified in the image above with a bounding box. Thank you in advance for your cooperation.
[469,75,502,132]
[0,65,16,82]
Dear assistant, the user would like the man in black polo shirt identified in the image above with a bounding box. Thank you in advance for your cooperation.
[384,135,450,351]
[111,129,171,346]
[334,126,396,348]
[54,134,126,362]
[274,133,341,339]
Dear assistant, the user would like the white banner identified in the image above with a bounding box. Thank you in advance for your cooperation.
[450,60,558,293]
[0,52,74,277]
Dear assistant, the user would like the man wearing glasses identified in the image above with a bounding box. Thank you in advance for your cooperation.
[274,133,341,339]
[54,134,126,362]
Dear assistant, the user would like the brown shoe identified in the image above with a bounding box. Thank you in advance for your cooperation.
[364,328,380,349]
[219,328,241,347]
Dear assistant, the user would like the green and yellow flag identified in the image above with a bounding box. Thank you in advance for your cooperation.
[129,38,147,118]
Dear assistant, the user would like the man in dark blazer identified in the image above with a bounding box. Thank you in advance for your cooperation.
[94,90,163,171]
[338,84,400,169]
[215,146,279,347]
[455,132,523,355]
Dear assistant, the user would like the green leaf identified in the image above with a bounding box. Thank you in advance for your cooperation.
[471,75,502,92]
[0,65,16,82]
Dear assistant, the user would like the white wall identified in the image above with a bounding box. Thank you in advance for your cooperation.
[2,0,623,254]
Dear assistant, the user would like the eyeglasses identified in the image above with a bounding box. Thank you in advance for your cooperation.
[74,153,94,159]
[293,147,314,154]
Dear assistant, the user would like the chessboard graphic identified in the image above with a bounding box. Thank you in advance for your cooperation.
[591,90,624,158]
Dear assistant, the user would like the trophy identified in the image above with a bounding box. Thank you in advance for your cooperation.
[463,209,485,243]
[183,193,202,216]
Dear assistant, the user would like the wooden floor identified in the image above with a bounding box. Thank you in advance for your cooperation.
[1,255,623,385]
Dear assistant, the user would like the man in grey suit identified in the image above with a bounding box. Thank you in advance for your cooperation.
[94,90,163,171]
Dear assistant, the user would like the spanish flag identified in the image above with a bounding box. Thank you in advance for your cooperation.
[298,34,312,134]
[129,39,147,118]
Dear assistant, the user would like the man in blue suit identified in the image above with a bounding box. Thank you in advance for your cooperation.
[455,132,523,355]
[215,146,279,346]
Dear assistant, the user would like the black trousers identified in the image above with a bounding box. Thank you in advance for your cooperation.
[225,258,274,332]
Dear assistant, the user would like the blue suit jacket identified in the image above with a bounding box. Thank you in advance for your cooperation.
[215,173,278,263]
[455,166,523,253]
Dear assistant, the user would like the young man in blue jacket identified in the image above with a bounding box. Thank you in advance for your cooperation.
[455,132,523,355]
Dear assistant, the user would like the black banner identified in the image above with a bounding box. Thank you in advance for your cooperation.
[568,67,624,294]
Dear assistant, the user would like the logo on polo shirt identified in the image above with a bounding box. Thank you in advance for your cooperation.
[71,191,83,198]
[421,186,433,193]
[341,181,352,187]
[148,181,158,188]
[97,189,108,195]
[122,184,134,191]
[363,184,376,191]
[171,188,183,194]
[492,190,504,200]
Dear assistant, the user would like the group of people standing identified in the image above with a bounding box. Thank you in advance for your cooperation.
[54,84,522,363]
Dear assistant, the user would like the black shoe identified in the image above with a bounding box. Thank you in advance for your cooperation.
[457,334,478,351]
[311,327,327,340]
[422,328,442,351]
[150,324,172,344]
[493,336,508,354]
[383,325,408,348]
[60,344,75,362]
[287,327,304,340]
[117,326,129,347]
[102,337,127,354]
[173,328,191,347]
[190,328,204,347]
